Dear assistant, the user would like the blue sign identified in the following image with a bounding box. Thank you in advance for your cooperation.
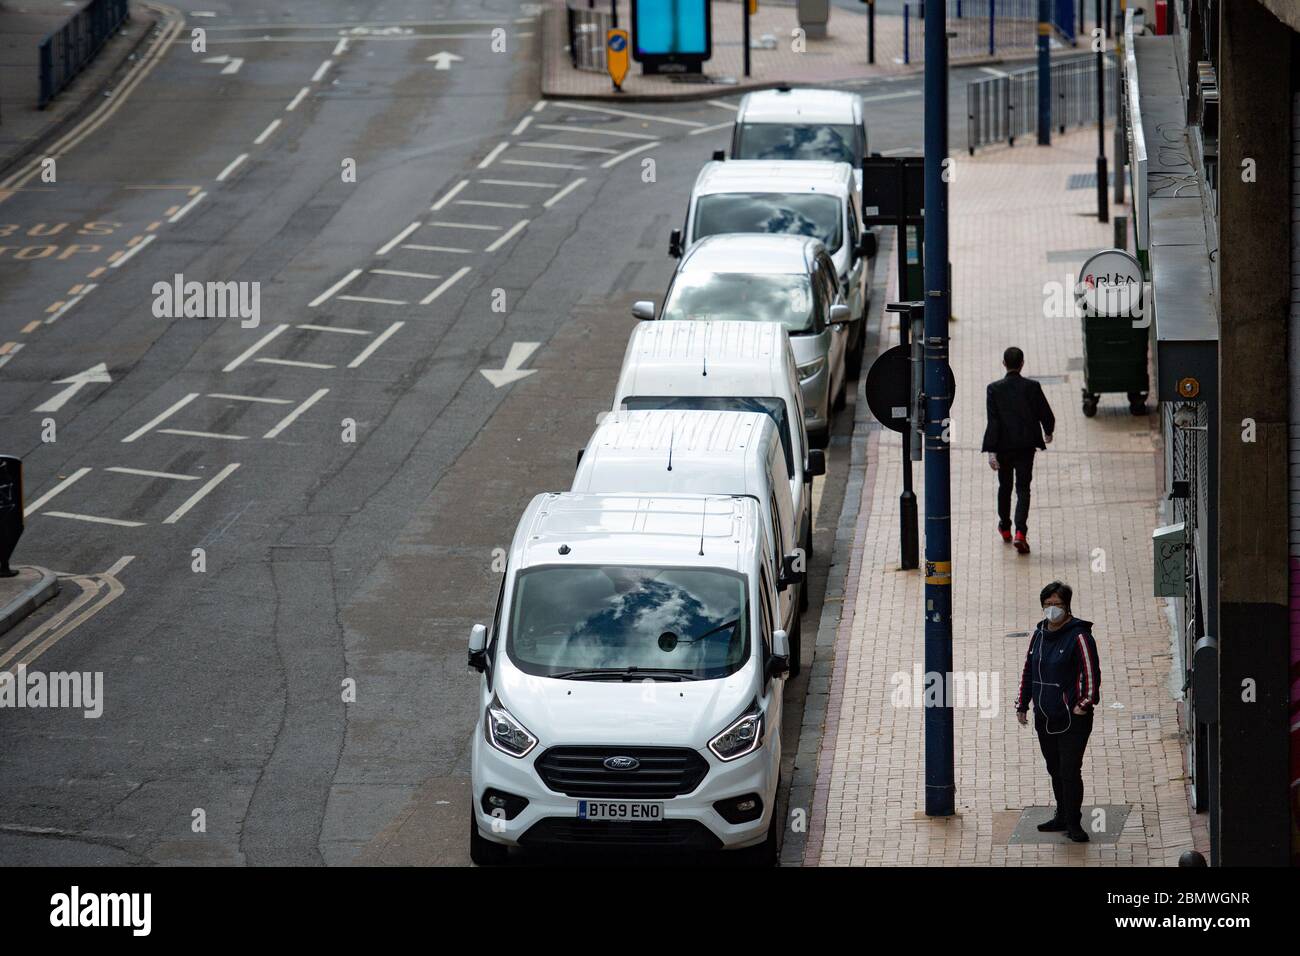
[609,33,627,52]
[632,0,712,72]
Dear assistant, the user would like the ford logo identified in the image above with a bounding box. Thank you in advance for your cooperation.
[603,755,640,771]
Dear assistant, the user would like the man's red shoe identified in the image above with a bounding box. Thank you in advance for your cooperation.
[1014,532,1030,554]
[998,526,1012,543]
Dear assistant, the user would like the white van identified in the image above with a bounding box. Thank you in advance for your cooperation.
[468,492,791,865]
[572,409,805,674]
[610,320,825,570]
[730,86,869,191]
[669,160,874,378]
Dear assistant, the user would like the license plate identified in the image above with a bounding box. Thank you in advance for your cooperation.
[577,800,664,822]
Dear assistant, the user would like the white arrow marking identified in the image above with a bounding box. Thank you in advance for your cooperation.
[34,362,112,413]
[480,342,539,388]
[426,51,464,70]
[202,55,244,75]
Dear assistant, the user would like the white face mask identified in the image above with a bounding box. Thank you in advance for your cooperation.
[1044,605,1066,624]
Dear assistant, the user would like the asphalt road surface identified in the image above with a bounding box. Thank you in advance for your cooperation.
[0,0,988,865]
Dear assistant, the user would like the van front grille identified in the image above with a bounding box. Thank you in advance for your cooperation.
[535,746,708,799]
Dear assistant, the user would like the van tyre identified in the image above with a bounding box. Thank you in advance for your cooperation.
[809,425,829,449]
[788,614,803,678]
[469,809,509,866]
[846,328,866,379]
[731,808,780,867]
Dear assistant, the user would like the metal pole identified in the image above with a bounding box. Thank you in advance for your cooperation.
[869,0,876,65]
[610,0,617,29]
[743,1,751,77]
[1114,2,1126,205]
[1037,0,1051,144]
[922,0,954,818]
[895,166,919,573]
[1095,0,1109,222]
[904,3,910,65]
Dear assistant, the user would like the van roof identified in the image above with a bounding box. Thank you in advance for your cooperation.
[737,87,862,126]
[692,159,854,198]
[616,320,791,395]
[583,408,771,461]
[513,492,762,573]
[679,234,823,275]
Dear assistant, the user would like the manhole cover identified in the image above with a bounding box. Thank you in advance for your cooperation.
[1008,804,1132,844]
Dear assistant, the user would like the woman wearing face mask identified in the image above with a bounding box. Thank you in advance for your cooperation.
[1014,581,1101,843]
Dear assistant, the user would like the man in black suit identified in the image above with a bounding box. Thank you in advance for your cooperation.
[981,347,1055,554]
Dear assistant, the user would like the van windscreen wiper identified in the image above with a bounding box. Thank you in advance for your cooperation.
[547,667,701,682]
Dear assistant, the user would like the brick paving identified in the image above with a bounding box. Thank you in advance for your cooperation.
[802,131,1205,866]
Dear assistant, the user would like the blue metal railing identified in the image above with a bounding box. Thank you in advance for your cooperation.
[966,54,1117,152]
[38,0,130,109]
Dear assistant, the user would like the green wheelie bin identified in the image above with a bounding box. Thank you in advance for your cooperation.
[1080,310,1148,417]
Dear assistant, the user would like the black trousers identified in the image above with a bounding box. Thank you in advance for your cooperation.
[996,448,1036,534]
[1034,709,1093,827]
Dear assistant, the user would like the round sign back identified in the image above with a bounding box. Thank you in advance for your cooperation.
[1077,248,1144,318]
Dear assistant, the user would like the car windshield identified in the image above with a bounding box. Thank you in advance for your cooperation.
[659,271,816,332]
[621,395,795,480]
[735,122,860,165]
[507,566,749,679]
[693,192,842,253]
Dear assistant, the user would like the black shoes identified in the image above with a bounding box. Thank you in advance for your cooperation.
[1066,826,1090,843]
[1036,818,1068,832]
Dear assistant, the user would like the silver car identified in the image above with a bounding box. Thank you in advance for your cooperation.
[634,234,849,449]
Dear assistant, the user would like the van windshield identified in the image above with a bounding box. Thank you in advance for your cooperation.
[693,192,842,253]
[507,566,750,680]
[660,272,816,332]
[621,395,795,480]
[735,122,860,165]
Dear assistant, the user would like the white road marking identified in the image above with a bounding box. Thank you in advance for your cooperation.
[879,146,920,156]
[286,86,310,111]
[23,467,91,516]
[430,179,468,210]
[296,324,370,335]
[109,233,155,269]
[707,99,738,111]
[430,220,500,231]
[403,244,470,254]
[0,343,22,369]
[503,158,584,170]
[347,322,404,368]
[106,466,201,481]
[979,66,1009,78]
[532,99,548,112]
[371,268,442,280]
[535,123,656,141]
[121,393,199,442]
[33,363,112,413]
[253,118,282,144]
[860,90,924,103]
[543,177,586,208]
[479,177,555,188]
[484,219,528,252]
[511,115,533,135]
[256,357,334,369]
[158,428,248,440]
[480,341,540,387]
[44,289,95,324]
[338,294,408,306]
[223,324,289,371]
[202,54,244,74]
[207,392,294,404]
[600,141,659,168]
[419,265,471,305]
[688,121,733,136]
[1,558,130,673]
[426,51,463,69]
[520,141,617,155]
[553,101,705,127]
[376,221,423,255]
[477,141,510,168]
[44,512,144,527]
[163,463,240,524]
[308,269,362,307]
[216,153,249,181]
[312,59,334,81]
[169,191,207,222]
[264,387,329,438]
[332,37,349,55]
[455,199,528,209]
[104,555,135,577]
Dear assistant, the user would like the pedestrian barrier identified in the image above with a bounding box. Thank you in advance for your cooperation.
[966,54,1117,153]
[566,1,612,73]
[38,0,129,109]
[902,0,1052,65]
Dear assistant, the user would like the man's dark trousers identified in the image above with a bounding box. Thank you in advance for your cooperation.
[996,449,1035,534]
[1034,710,1093,827]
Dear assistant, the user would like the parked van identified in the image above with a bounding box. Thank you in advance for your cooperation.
[730,86,868,191]
[636,233,849,449]
[668,159,874,377]
[572,408,806,673]
[468,492,792,865]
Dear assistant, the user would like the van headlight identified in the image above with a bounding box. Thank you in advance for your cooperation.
[708,703,764,761]
[485,696,538,758]
[797,357,826,381]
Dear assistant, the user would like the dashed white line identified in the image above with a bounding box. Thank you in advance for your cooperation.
[347,321,404,368]
[169,191,207,223]
[688,121,733,136]
[860,90,924,103]
[707,99,738,111]
[376,221,423,256]
[44,512,144,528]
[312,59,334,82]
[511,115,533,135]
[286,86,310,111]
[256,357,334,370]
[535,123,656,140]
[106,466,202,481]
[296,323,371,335]
[254,118,282,144]
[520,141,617,155]
[601,141,659,169]
[484,219,529,253]
[110,233,155,269]
[207,393,294,404]
[332,37,349,55]
[419,265,471,305]
[264,387,329,439]
[0,343,24,369]
[430,179,468,210]
[223,324,289,371]
[308,269,362,307]
[23,467,91,516]
[479,178,555,188]
[163,463,241,524]
[477,141,510,169]
[553,101,705,127]
[338,295,408,306]
[371,268,442,280]
[216,153,249,181]
[532,100,548,113]
[158,428,248,441]
[456,199,528,209]
[503,158,584,170]
[543,177,587,209]
[403,244,471,254]
[121,393,199,442]
[45,288,96,324]
[430,220,500,231]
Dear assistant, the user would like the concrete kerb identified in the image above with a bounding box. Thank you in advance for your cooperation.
[0,566,60,638]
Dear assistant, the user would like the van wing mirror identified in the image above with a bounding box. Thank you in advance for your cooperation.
[768,628,791,679]
[575,447,584,470]
[711,149,726,162]
[807,449,826,478]
[631,300,656,321]
[829,303,851,325]
[778,552,806,590]
[468,623,488,673]
[858,231,877,260]
[669,228,683,259]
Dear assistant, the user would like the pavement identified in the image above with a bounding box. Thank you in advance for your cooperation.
[0,565,58,637]
[799,129,1208,866]
[0,0,160,179]
[542,0,1050,101]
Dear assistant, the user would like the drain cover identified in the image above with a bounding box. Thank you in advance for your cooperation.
[1008,804,1132,844]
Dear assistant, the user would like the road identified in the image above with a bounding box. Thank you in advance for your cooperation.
[0,0,987,865]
